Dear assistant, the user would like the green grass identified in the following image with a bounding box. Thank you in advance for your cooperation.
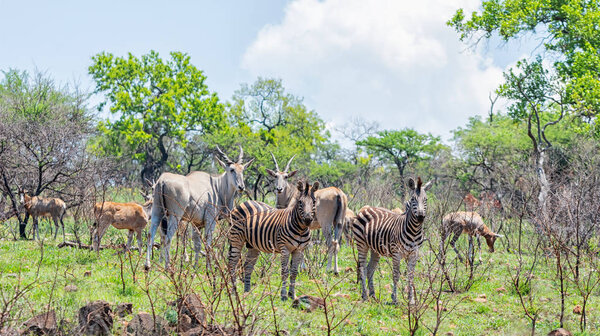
[1,219,599,335]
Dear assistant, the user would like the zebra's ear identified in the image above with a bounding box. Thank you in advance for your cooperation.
[407,178,416,191]
[312,181,319,192]
[297,181,305,193]
[423,180,433,191]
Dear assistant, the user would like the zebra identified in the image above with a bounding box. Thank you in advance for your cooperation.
[441,211,502,264]
[228,181,318,301]
[353,177,432,305]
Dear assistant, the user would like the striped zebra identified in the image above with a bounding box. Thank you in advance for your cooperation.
[353,177,432,305]
[228,181,318,301]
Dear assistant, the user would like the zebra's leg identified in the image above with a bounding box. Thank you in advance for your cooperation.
[126,230,134,251]
[357,247,369,301]
[288,250,304,300]
[366,252,380,298]
[406,253,418,306]
[243,248,260,292]
[450,232,464,262]
[280,248,291,301]
[391,254,401,304]
[227,240,243,287]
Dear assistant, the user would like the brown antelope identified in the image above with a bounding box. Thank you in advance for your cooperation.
[267,153,348,274]
[92,202,150,252]
[146,146,254,269]
[441,211,502,263]
[19,189,67,241]
[340,208,355,246]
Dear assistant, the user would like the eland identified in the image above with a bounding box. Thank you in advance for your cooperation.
[145,146,254,269]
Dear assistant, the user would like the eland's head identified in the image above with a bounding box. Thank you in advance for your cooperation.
[215,145,255,192]
[266,153,298,194]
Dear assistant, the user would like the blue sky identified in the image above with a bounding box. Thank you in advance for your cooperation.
[0,0,531,142]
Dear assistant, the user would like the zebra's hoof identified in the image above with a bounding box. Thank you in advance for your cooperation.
[281,295,288,301]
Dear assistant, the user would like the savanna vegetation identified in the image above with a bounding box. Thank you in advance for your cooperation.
[2,0,600,335]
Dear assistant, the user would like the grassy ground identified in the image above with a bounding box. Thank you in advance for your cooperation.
[1,215,599,336]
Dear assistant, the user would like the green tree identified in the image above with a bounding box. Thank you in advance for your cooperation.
[214,77,328,199]
[448,0,600,219]
[88,50,226,183]
[357,128,442,193]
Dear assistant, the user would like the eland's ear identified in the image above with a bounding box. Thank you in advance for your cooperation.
[287,170,298,178]
[215,156,228,169]
[407,178,416,191]
[423,180,433,191]
[312,181,320,192]
[297,181,305,193]
[243,158,255,169]
[266,168,278,178]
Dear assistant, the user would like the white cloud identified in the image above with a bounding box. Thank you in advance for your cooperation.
[241,0,505,142]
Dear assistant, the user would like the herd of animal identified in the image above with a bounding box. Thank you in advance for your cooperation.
[13,146,502,304]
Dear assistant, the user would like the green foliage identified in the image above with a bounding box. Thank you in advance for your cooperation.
[449,0,600,134]
[357,128,443,179]
[88,50,226,181]
[210,77,328,198]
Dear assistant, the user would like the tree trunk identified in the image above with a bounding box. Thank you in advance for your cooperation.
[536,151,550,220]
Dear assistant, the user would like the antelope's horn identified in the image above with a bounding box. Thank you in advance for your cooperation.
[237,145,244,163]
[215,146,234,164]
[284,154,296,173]
[270,152,280,171]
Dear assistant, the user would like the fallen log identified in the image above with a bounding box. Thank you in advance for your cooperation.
[57,241,160,251]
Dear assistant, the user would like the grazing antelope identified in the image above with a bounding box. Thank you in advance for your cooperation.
[92,202,149,252]
[353,177,432,305]
[266,153,347,274]
[228,181,318,301]
[146,146,254,269]
[19,189,67,241]
[441,211,502,263]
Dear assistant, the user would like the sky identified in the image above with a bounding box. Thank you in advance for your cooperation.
[0,0,531,144]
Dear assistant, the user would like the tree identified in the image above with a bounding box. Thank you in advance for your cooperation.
[214,77,328,200]
[88,50,226,183]
[448,0,600,219]
[357,129,442,194]
[0,69,102,238]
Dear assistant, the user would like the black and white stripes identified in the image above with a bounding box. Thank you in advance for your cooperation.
[353,177,432,304]
[228,181,319,300]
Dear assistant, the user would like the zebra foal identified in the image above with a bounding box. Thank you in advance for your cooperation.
[353,177,432,305]
[228,181,318,301]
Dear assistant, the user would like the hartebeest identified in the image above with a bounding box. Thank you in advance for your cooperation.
[146,146,254,269]
[19,189,67,241]
[266,153,347,274]
[92,201,150,252]
[441,211,502,263]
